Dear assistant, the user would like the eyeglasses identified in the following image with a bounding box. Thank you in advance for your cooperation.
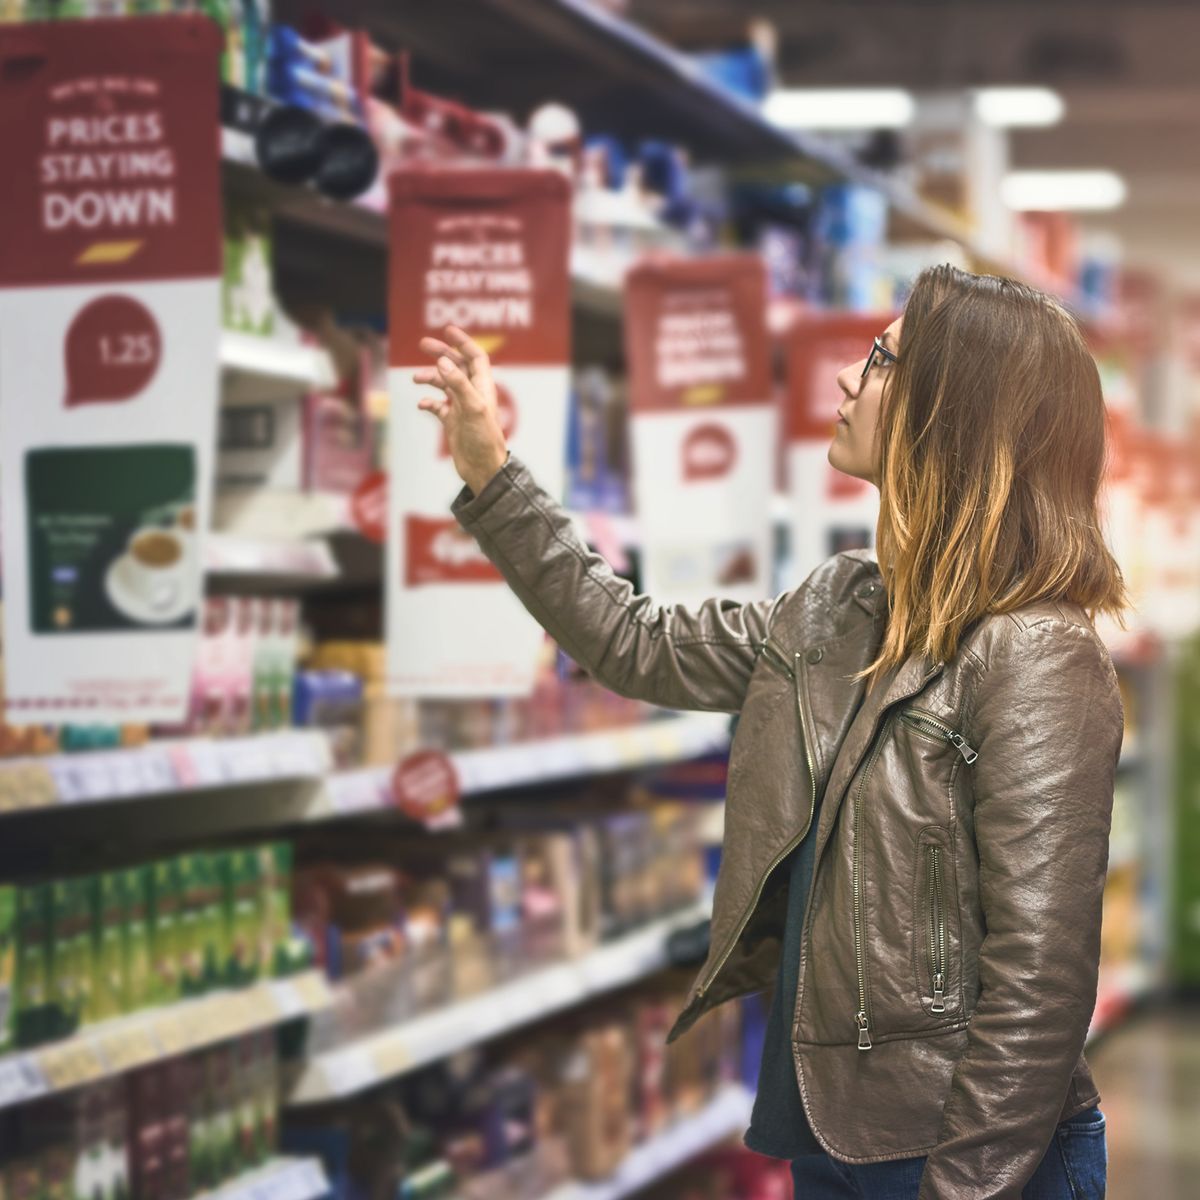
[861,336,899,380]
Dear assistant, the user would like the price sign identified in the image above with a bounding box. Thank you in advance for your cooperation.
[38,1039,105,1090]
[64,295,162,409]
[322,1045,376,1096]
[391,750,459,824]
[97,1023,160,1072]
[152,1009,196,1057]
[0,1054,47,1109]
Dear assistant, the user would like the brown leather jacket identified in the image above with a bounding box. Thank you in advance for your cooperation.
[451,452,1124,1200]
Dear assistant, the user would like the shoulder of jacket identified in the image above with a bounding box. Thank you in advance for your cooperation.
[963,600,1115,680]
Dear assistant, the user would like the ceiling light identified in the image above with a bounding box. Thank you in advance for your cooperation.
[763,88,916,130]
[1001,170,1127,211]
[973,87,1065,127]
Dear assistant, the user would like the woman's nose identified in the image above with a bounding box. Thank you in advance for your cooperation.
[837,363,864,398]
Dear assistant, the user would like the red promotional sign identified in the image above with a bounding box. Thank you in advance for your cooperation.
[784,312,898,441]
[391,749,460,823]
[404,514,503,587]
[624,255,771,413]
[388,168,571,367]
[351,471,389,544]
[0,15,222,288]
[682,422,737,481]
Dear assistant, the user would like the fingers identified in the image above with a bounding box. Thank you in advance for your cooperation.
[434,355,481,409]
[443,326,490,376]
[411,366,444,386]
[416,394,450,420]
[418,336,466,369]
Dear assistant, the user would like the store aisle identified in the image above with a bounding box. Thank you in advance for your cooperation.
[1087,1000,1200,1198]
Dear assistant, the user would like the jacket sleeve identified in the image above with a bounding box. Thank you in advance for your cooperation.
[917,619,1124,1200]
[448,451,788,713]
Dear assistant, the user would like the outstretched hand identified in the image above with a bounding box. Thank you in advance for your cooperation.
[413,325,509,495]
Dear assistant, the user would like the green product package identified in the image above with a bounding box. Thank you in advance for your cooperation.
[120,868,153,1013]
[149,858,183,1004]
[176,855,204,998]
[14,884,50,1047]
[258,843,293,976]
[88,873,126,1024]
[0,885,15,1052]
[222,850,262,987]
[222,205,275,337]
[49,879,91,1039]
[196,854,227,992]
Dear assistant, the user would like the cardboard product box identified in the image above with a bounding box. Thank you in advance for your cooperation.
[558,1024,634,1181]
[217,396,303,492]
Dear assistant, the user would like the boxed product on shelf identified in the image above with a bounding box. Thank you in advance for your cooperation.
[0,1032,279,1200]
[292,670,364,770]
[223,203,277,337]
[217,395,305,492]
[5,843,299,1051]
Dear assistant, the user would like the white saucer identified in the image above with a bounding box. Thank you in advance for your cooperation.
[104,554,197,626]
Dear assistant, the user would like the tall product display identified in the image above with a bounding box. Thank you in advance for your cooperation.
[624,256,775,607]
[386,169,571,696]
[0,16,222,723]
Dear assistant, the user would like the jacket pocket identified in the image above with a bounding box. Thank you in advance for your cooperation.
[898,706,978,764]
[913,828,961,1019]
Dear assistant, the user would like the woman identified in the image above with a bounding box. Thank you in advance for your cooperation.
[414,264,1128,1199]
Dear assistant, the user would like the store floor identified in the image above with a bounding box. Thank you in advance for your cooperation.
[1087,998,1200,1198]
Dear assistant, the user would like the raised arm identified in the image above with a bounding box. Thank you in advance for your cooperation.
[413,325,786,713]
[450,450,786,712]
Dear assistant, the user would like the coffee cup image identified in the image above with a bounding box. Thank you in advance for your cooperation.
[115,527,193,617]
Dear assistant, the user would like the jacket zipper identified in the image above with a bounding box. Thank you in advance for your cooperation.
[926,844,947,1013]
[852,710,894,1050]
[898,708,979,764]
[696,638,817,999]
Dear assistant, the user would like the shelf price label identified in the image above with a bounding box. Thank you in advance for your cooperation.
[96,1023,161,1072]
[0,1054,48,1109]
[37,1039,106,1090]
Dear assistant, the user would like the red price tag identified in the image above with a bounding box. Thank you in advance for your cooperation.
[391,749,460,825]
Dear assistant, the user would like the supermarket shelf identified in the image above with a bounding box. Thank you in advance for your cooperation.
[0,714,732,856]
[0,971,332,1112]
[205,533,341,584]
[268,7,1077,300]
[219,330,336,395]
[540,1086,754,1200]
[287,900,712,1104]
[199,1158,329,1200]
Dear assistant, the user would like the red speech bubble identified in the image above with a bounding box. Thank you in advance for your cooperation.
[682,422,737,481]
[64,294,161,407]
[391,749,460,824]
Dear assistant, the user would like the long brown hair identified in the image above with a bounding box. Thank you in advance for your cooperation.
[857,264,1132,691]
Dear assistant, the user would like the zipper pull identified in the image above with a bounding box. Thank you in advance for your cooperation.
[948,732,978,764]
[932,972,946,1013]
[856,1011,872,1050]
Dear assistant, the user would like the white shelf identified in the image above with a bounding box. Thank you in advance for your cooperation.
[0,713,732,823]
[219,330,336,393]
[286,900,712,1105]
[205,533,340,582]
[199,1158,329,1200]
[540,1086,754,1200]
[212,489,354,543]
[0,971,332,1111]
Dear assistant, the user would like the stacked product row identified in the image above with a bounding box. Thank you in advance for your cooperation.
[295,790,710,1042]
[0,844,302,1050]
[0,1033,279,1200]
[285,973,750,1200]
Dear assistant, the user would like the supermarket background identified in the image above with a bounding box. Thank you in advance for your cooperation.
[0,2,1199,1199]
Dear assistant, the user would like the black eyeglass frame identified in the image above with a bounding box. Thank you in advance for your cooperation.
[861,336,899,380]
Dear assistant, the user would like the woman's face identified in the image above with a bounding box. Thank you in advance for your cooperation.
[828,315,903,488]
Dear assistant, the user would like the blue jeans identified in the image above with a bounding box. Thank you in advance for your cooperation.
[790,1106,1107,1199]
